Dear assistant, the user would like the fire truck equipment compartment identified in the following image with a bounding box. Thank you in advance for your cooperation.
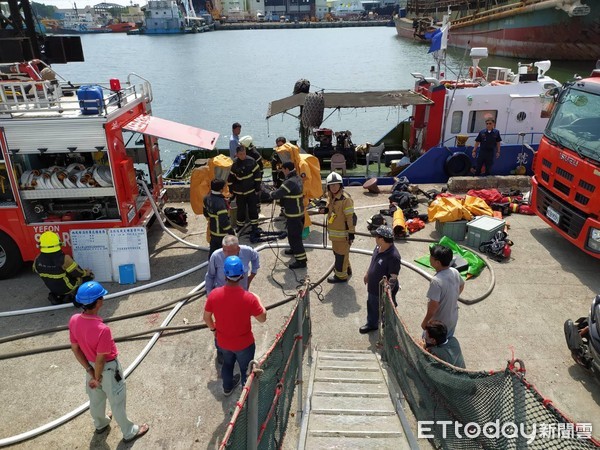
[123,115,220,150]
[77,85,104,115]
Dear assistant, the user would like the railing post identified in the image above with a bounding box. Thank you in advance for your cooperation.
[246,369,259,450]
[296,287,305,425]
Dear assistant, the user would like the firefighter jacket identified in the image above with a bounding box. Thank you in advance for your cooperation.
[327,191,355,241]
[33,251,88,295]
[270,171,304,218]
[203,192,233,237]
[246,146,264,174]
[228,156,262,196]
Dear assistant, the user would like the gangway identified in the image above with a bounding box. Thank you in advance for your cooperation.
[298,348,417,449]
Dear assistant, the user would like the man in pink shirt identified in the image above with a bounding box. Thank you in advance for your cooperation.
[69,281,149,443]
[204,256,267,396]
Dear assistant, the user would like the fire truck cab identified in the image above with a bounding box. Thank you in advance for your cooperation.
[531,69,600,258]
[0,61,218,279]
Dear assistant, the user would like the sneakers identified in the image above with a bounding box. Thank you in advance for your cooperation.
[284,249,294,255]
[288,260,307,269]
[223,374,241,396]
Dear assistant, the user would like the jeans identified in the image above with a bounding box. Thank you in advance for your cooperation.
[220,342,256,390]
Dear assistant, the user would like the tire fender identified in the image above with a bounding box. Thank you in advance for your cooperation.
[444,152,472,177]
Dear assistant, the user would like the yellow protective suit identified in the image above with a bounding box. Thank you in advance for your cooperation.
[190,154,233,215]
[275,142,321,227]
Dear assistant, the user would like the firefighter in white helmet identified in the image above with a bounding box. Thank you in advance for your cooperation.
[321,172,355,283]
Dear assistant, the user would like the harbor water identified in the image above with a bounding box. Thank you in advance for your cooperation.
[53,28,593,169]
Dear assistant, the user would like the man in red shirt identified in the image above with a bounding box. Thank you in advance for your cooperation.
[69,281,149,443]
[204,256,267,396]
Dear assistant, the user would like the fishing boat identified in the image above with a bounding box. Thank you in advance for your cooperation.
[394,0,599,61]
[165,47,561,185]
[139,0,203,34]
[447,0,599,61]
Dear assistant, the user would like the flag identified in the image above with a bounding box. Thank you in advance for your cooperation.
[428,24,448,53]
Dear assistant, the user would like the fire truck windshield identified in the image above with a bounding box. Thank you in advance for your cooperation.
[545,88,600,163]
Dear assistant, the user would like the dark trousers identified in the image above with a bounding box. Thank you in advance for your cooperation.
[366,286,398,328]
[475,149,494,176]
[209,235,223,258]
[236,193,259,228]
[287,216,306,261]
[220,342,256,390]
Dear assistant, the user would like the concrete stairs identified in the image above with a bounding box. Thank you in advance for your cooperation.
[298,349,414,449]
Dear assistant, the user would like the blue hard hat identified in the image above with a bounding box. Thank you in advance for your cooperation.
[76,281,108,305]
[224,255,244,280]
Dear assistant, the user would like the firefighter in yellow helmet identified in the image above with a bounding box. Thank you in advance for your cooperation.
[321,172,355,283]
[33,231,94,304]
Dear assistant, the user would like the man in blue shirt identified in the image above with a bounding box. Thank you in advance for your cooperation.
[205,235,260,295]
[229,122,241,159]
[471,118,502,176]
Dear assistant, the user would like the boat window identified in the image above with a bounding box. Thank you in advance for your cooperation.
[450,111,462,134]
[468,110,498,133]
[516,112,526,122]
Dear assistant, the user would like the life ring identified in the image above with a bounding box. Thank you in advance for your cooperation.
[490,80,512,86]
[468,66,485,79]
[444,152,472,177]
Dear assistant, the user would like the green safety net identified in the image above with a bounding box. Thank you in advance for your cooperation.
[380,285,600,449]
[221,288,311,449]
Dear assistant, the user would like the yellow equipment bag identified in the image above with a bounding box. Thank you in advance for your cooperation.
[392,208,407,236]
[428,196,472,223]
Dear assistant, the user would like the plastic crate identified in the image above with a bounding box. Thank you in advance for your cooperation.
[435,220,467,242]
[466,216,506,249]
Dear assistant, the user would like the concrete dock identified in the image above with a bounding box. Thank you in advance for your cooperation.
[0,185,599,449]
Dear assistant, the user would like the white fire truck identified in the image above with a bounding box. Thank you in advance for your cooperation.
[0,60,218,279]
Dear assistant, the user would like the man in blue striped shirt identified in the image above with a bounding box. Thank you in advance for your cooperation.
[205,235,260,295]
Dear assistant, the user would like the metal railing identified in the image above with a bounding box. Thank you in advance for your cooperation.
[0,78,152,116]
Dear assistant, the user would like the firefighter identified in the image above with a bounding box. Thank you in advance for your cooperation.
[269,161,307,269]
[321,172,355,283]
[228,145,262,232]
[33,231,94,304]
[203,178,234,257]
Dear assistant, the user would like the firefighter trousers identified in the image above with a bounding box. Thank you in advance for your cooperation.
[236,193,259,228]
[332,239,351,280]
[287,216,306,261]
[209,235,224,258]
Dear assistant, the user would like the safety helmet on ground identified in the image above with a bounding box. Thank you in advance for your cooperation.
[239,135,253,148]
[39,231,62,253]
[75,281,108,305]
[326,172,343,186]
[224,256,244,280]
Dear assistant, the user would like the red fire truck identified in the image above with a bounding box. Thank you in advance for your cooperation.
[0,61,218,279]
[530,68,600,259]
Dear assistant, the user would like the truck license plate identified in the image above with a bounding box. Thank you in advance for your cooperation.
[546,206,560,225]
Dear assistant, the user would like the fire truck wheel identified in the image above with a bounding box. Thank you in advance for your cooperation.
[0,232,23,280]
